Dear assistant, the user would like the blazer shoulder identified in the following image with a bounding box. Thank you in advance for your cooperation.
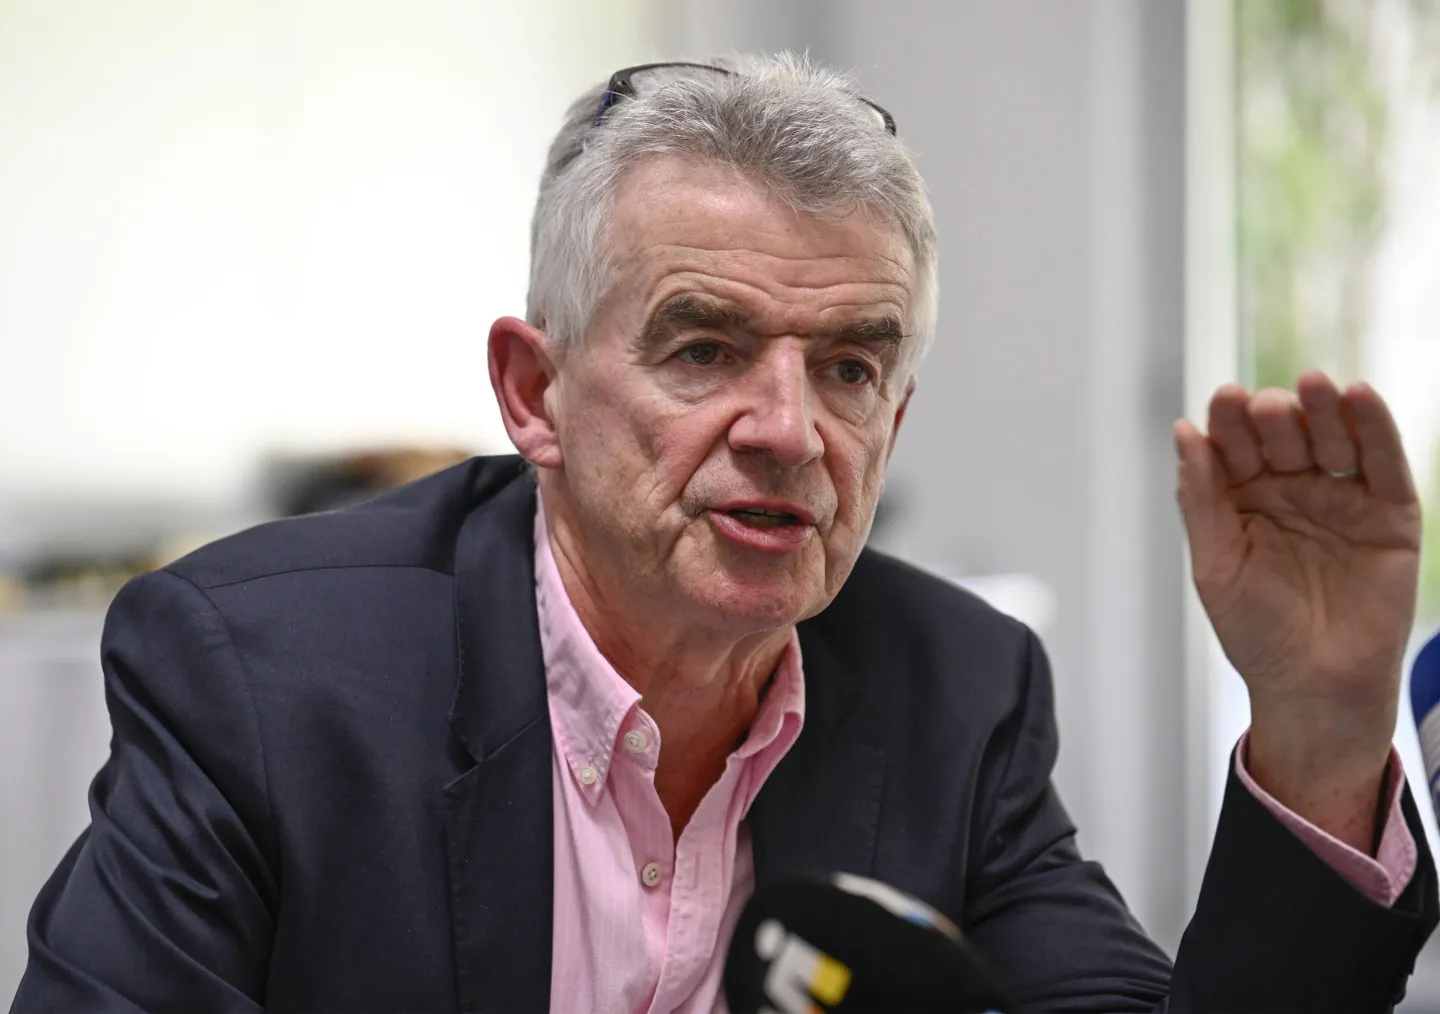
[822,547,1032,650]
[802,548,1040,725]
[165,455,531,591]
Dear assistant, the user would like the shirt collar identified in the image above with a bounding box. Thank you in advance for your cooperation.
[534,500,639,802]
[734,630,805,818]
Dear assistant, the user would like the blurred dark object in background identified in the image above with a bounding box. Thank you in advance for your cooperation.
[262,447,474,517]
[0,447,476,617]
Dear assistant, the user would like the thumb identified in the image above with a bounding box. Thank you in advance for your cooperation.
[1173,418,1243,584]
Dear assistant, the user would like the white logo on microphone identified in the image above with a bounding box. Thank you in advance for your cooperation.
[754,918,852,1014]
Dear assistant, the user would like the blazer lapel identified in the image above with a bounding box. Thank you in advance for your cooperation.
[749,619,887,887]
[444,463,554,1013]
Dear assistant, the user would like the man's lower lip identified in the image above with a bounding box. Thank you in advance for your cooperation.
[707,511,814,551]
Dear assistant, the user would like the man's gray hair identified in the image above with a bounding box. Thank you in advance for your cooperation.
[526,52,939,362]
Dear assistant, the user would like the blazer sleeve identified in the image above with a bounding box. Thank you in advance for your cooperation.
[961,626,1172,1012]
[11,570,278,1013]
[962,626,1439,1013]
[1171,756,1438,1012]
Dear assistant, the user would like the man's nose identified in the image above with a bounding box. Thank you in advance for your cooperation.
[727,349,825,468]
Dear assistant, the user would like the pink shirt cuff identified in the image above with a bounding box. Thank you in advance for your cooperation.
[1235,731,1416,907]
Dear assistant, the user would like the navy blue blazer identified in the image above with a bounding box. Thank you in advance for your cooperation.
[13,456,1438,1012]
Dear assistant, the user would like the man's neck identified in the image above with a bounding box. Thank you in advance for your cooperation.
[541,490,792,835]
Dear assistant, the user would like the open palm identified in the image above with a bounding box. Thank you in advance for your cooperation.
[1175,371,1421,728]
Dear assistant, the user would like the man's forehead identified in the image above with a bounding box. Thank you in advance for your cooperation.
[608,158,916,298]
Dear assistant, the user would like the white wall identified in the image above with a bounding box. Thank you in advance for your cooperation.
[0,0,653,509]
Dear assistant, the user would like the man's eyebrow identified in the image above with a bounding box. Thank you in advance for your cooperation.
[638,294,753,352]
[815,317,910,373]
[817,316,908,349]
[637,292,909,361]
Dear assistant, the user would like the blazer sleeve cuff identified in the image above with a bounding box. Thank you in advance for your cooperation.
[1234,731,1416,906]
[1170,753,1438,1013]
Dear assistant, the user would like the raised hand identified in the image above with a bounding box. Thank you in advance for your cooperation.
[1173,370,1422,851]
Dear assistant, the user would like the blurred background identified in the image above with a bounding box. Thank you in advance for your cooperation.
[2,0,1440,1005]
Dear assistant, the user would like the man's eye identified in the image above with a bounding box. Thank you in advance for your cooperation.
[831,359,874,385]
[678,342,725,366]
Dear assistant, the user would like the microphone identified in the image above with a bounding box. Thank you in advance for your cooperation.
[723,872,1014,1013]
[1409,628,1440,817]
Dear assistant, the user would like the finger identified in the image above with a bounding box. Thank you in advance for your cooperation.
[1207,384,1265,485]
[1174,418,1245,587]
[1296,370,1358,475]
[1248,387,1313,474]
[1346,382,1418,503]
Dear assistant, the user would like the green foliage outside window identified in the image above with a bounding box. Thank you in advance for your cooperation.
[1236,0,1440,620]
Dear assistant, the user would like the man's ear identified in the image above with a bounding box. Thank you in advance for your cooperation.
[488,316,563,470]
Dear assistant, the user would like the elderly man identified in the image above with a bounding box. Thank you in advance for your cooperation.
[14,55,1437,1013]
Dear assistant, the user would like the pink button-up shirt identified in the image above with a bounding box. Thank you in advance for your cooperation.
[534,501,1415,1014]
[536,504,804,1014]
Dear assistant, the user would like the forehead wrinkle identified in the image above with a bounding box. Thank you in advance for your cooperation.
[603,196,916,353]
[619,166,910,248]
[634,250,910,311]
[645,270,911,314]
[634,241,913,283]
[608,210,914,285]
[607,159,918,294]
[608,218,914,309]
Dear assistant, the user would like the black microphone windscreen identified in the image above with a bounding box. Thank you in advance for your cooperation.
[723,873,1013,1013]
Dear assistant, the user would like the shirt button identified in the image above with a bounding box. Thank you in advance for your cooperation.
[578,765,597,785]
[624,730,648,753]
[641,862,663,888]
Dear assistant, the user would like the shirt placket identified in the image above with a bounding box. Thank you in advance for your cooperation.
[646,760,741,1014]
[609,711,674,1014]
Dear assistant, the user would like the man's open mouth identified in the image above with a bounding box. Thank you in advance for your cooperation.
[724,507,802,530]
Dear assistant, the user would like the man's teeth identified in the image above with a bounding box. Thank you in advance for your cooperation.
[729,508,798,529]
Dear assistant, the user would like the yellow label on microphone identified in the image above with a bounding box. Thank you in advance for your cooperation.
[809,955,852,1005]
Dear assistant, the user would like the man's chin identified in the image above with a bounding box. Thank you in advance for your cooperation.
[679,573,824,633]
[665,530,834,630]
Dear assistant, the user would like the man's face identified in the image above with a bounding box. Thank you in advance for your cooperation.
[545,158,916,633]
